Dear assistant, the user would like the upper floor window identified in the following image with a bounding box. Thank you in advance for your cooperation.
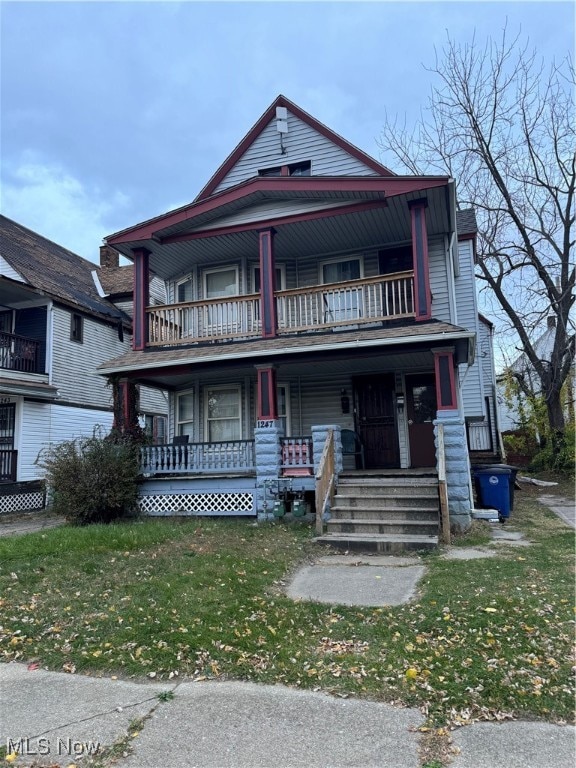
[258,160,311,177]
[320,257,364,322]
[176,277,193,303]
[70,313,83,343]
[203,266,239,298]
[379,245,413,275]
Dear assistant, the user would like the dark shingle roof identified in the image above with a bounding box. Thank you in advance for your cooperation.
[98,265,134,296]
[0,215,124,322]
[456,209,477,236]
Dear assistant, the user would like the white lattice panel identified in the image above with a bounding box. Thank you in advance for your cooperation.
[140,491,255,516]
[0,492,45,515]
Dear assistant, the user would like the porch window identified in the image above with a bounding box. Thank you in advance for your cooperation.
[205,386,241,442]
[252,264,285,293]
[203,267,239,333]
[176,277,193,303]
[177,391,195,438]
[320,257,363,322]
[277,384,291,435]
[144,414,167,444]
[378,245,413,275]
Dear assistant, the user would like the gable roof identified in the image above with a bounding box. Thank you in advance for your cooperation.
[0,215,126,323]
[195,94,395,201]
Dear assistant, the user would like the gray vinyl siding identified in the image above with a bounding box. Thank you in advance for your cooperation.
[214,111,380,194]
[18,400,114,482]
[0,255,25,282]
[429,236,451,322]
[454,240,484,420]
[50,306,129,409]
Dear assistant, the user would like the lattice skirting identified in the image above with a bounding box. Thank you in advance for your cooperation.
[140,491,256,516]
[0,491,45,515]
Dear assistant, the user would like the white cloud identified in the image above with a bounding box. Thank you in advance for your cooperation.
[1,156,130,263]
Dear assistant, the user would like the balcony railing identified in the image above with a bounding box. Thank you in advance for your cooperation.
[146,272,414,346]
[0,334,40,373]
[140,440,256,475]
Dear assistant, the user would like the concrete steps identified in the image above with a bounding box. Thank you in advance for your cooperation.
[316,471,440,552]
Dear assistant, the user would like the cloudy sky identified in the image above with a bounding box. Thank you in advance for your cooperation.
[1,1,573,264]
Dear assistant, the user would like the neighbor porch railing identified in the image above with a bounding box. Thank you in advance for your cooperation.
[315,429,335,535]
[0,450,17,482]
[146,272,415,346]
[436,423,451,545]
[140,440,256,475]
[0,333,40,374]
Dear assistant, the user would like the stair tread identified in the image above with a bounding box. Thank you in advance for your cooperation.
[316,533,439,542]
[327,518,438,526]
[332,505,439,511]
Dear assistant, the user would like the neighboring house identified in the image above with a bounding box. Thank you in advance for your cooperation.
[0,215,167,513]
[496,317,575,435]
[99,95,499,542]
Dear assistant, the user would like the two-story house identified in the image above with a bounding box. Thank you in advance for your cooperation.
[98,95,499,546]
[0,215,167,514]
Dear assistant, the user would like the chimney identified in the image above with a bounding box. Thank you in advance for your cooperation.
[547,316,556,329]
[100,244,120,269]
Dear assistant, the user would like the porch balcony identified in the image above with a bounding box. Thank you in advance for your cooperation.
[146,271,415,346]
[0,333,41,374]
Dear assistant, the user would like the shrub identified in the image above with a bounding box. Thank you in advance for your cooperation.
[529,424,575,474]
[37,431,141,525]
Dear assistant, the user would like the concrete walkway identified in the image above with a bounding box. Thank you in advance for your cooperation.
[537,494,575,529]
[1,663,574,768]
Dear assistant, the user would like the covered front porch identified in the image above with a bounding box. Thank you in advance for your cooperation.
[101,323,475,529]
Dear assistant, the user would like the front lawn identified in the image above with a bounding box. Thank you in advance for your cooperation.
[0,490,574,727]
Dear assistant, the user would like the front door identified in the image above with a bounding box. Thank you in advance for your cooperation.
[355,375,399,469]
[406,373,437,467]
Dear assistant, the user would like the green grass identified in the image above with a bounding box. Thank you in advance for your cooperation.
[1,496,574,728]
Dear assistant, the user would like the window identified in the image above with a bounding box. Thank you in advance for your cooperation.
[258,160,311,177]
[70,313,83,343]
[252,264,286,293]
[177,391,195,438]
[205,386,241,442]
[277,384,291,435]
[320,257,363,322]
[176,277,193,303]
[203,267,240,333]
[204,267,239,299]
[144,415,167,444]
[378,245,413,275]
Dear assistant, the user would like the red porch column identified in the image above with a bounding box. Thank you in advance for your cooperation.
[433,348,458,410]
[112,377,140,434]
[409,199,432,321]
[256,365,278,421]
[132,247,150,350]
[258,228,277,338]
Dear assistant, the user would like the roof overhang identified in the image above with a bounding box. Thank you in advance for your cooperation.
[0,376,59,400]
[98,323,474,383]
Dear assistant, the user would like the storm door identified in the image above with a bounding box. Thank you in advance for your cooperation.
[355,375,399,469]
[0,403,16,481]
[406,373,437,467]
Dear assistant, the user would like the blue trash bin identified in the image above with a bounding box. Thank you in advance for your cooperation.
[474,467,512,520]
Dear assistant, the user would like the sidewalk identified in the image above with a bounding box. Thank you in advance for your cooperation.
[1,662,574,768]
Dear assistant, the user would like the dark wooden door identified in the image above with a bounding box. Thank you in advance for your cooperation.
[355,375,399,469]
[406,373,437,467]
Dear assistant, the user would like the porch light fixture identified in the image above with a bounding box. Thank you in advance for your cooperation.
[340,389,350,414]
[396,394,405,412]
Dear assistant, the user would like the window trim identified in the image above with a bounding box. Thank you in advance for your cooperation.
[318,255,364,285]
[277,382,291,436]
[250,263,286,293]
[70,313,84,343]
[204,384,242,442]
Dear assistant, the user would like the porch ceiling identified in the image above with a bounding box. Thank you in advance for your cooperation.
[107,182,453,280]
[98,321,473,389]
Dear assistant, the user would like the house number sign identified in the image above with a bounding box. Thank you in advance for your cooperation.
[256,420,276,428]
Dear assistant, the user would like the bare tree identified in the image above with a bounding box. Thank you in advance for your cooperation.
[379,27,575,448]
